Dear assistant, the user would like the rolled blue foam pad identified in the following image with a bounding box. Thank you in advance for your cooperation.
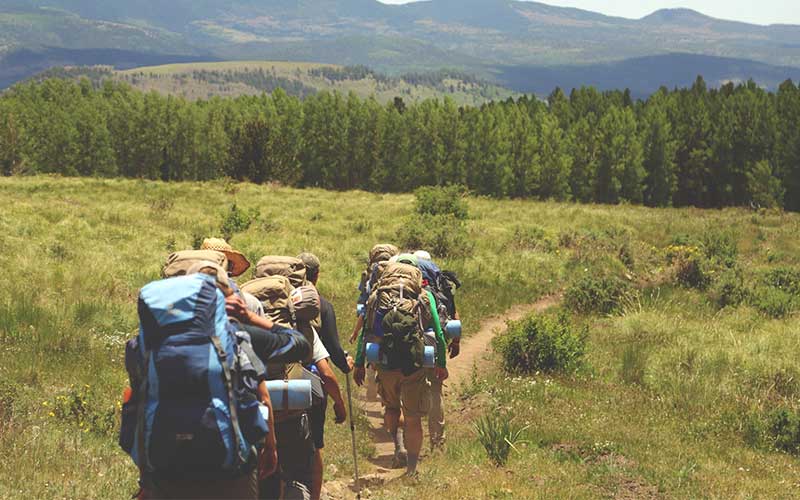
[445,320,462,339]
[356,304,365,317]
[266,380,312,411]
[366,342,381,364]
[423,346,435,368]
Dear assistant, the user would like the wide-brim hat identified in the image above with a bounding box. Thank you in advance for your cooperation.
[200,238,251,277]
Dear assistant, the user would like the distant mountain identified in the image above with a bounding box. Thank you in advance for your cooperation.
[1,0,799,95]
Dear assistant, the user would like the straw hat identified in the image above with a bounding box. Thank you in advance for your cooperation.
[200,238,251,277]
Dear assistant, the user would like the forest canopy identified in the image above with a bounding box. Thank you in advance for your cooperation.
[1,76,798,211]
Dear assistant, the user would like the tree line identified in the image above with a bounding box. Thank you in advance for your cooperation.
[0,76,798,211]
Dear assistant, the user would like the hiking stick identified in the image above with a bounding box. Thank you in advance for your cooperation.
[344,353,361,499]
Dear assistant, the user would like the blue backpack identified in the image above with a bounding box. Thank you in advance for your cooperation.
[122,274,266,480]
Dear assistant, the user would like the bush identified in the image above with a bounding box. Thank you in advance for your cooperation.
[751,287,796,318]
[712,269,748,308]
[494,313,586,374]
[768,408,800,455]
[474,413,528,466]
[564,275,632,315]
[505,225,555,252]
[219,203,259,241]
[700,229,738,268]
[399,213,472,258]
[414,185,469,219]
[764,267,800,295]
[666,245,712,290]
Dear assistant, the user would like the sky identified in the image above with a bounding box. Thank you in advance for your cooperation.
[377,0,799,26]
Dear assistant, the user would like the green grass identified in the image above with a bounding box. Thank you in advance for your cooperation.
[1,176,799,498]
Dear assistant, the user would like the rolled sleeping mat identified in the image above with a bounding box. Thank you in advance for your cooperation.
[445,320,462,339]
[366,342,381,364]
[423,345,435,368]
[356,303,365,318]
[266,379,313,411]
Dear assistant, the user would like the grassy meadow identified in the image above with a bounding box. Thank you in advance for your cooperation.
[1,176,799,498]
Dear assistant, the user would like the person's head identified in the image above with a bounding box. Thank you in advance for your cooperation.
[200,238,251,277]
[297,252,321,285]
[413,250,432,261]
[186,260,234,297]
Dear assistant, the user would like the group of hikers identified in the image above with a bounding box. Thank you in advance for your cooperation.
[119,239,462,499]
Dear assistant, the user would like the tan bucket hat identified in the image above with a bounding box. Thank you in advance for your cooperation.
[200,238,251,277]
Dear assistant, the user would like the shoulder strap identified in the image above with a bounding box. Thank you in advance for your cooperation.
[135,349,152,474]
[210,335,248,468]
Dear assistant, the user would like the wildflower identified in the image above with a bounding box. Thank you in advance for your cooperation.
[49,412,55,417]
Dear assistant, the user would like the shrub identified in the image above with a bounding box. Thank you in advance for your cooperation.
[764,267,800,295]
[399,213,472,258]
[700,229,738,268]
[505,225,555,252]
[564,275,632,315]
[494,313,586,374]
[712,269,748,308]
[751,287,796,318]
[768,408,800,455]
[666,245,712,290]
[219,203,259,241]
[474,413,528,466]
[414,185,469,219]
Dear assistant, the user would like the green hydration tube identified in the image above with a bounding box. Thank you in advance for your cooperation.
[426,290,447,368]
[355,321,367,368]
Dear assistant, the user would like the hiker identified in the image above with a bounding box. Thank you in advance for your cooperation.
[199,238,267,315]
[413,250,462,449]
[240,255,343,500]
[350,244,400,403]
[121,261,312,500]
[353,260,449,476]
[297,252,353,500]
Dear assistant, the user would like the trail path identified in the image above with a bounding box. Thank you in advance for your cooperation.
[328,295,559,499]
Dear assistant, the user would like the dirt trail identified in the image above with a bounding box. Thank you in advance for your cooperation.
[329,295,559,499]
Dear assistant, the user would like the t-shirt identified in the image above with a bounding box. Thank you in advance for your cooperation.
[312,328,330,364]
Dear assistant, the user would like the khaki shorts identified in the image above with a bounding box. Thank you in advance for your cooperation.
[376,368,431,418]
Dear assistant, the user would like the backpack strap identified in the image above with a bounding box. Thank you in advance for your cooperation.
[135,349,152,474]
[210,335,248,468]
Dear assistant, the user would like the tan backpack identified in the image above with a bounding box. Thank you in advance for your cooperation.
[255,256,307,288]
[365,263,432,336]
[162,250,228,278]
[240,276,297,328]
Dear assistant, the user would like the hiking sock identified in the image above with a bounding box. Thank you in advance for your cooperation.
[395,427,407,455]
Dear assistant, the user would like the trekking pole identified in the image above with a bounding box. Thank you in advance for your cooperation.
[344,352,361,499]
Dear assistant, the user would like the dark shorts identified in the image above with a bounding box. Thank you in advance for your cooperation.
[259,413,314,500]
[310,399,328,450]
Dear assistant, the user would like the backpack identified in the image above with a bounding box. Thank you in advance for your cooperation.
[378,308,426,375]
[162,250,229,278]
[417,259,461,323]
[364,262,433,346]
[121,274,267,481]
[255,256,307,288]
[358,244,400,302]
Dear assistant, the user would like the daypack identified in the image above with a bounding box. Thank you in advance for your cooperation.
[162,250,229,278]
[255,256,308,288]
[378,308,426,375]
[358,244,400,303]
[417,259,461,322]
[121,274,266,481]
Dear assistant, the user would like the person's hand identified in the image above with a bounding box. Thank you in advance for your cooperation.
[435,367,449,381]
[448,339,460,359]
[333,400,347,424]
[349,328,359,343]
[225,295,250,322]
[258,445,278,480]
[346,355,355,372]
[354,366,366,386]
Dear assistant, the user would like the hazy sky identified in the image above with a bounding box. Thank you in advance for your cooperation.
[377,0,798,26]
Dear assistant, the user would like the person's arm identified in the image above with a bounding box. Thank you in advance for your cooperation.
[315,357,346,424]
[243,324,312,364]
[226,295,274,330]
[349,314,364,343]
[319,299,350,374]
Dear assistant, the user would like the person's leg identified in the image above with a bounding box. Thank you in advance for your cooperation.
[377,369,407,468]
[309,401,326,500]
[366,364,379,402]
[400,369,431,475]
[427,371,445,448]
[311,449,323,500]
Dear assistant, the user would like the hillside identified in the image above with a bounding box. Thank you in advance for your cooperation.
[31,61,518,104]
[1,0,799,94]
[1,177,800,499]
